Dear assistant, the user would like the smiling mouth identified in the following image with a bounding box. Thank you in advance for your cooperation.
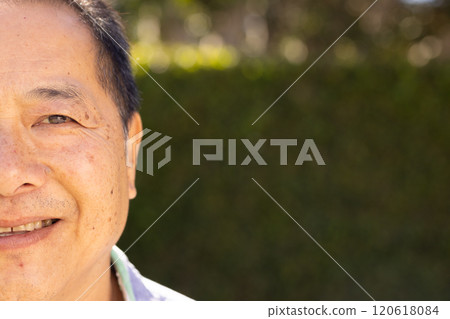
[0,219,59,237]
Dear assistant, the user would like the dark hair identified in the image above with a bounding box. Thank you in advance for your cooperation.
[16,0,140,135]
[70,0,140,134]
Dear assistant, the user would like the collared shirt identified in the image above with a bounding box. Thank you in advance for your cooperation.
[111,246,192,301]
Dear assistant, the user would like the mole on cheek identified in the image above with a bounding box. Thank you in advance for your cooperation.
[87,154,95,164]
[19,263,24,268]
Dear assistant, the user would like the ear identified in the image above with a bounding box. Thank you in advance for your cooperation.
[126,112,143,200]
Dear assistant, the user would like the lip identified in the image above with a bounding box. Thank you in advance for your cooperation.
[0,219,61,250]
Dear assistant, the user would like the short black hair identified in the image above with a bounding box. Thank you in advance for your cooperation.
[69,0,140,134]
[14,0,140,135]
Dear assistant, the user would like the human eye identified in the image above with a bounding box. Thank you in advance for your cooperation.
[40,115,75,125]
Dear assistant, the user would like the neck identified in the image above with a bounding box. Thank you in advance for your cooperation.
[76,267,124,301]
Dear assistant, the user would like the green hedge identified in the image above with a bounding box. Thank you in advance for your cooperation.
[118,59,450,300]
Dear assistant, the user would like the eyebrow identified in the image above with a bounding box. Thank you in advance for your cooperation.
[25,85,87,104]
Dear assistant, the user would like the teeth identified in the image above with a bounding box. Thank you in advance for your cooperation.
[42,219,53,227]
[12,225,26,231]
[34,220,42,230]
[0,219,56,234]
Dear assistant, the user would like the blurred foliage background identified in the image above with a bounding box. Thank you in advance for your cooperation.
[115,0,450,300]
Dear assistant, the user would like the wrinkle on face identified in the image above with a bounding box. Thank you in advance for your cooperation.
[0,2,133,300]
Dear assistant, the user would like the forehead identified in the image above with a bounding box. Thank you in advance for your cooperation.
[0,1,91,49]
[0,2,99,98]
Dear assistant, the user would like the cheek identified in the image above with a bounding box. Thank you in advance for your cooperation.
[40,131,130,242]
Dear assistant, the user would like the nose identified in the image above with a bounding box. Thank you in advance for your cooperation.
[0,126,47,197]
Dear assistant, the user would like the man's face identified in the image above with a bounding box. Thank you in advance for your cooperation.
[0,3,140,300]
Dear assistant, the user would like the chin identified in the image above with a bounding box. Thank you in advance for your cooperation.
[0,285,55,301]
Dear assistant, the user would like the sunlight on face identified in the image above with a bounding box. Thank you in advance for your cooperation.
[0,2,140,300]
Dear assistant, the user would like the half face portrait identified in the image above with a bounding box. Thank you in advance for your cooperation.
[0,0,189,301]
